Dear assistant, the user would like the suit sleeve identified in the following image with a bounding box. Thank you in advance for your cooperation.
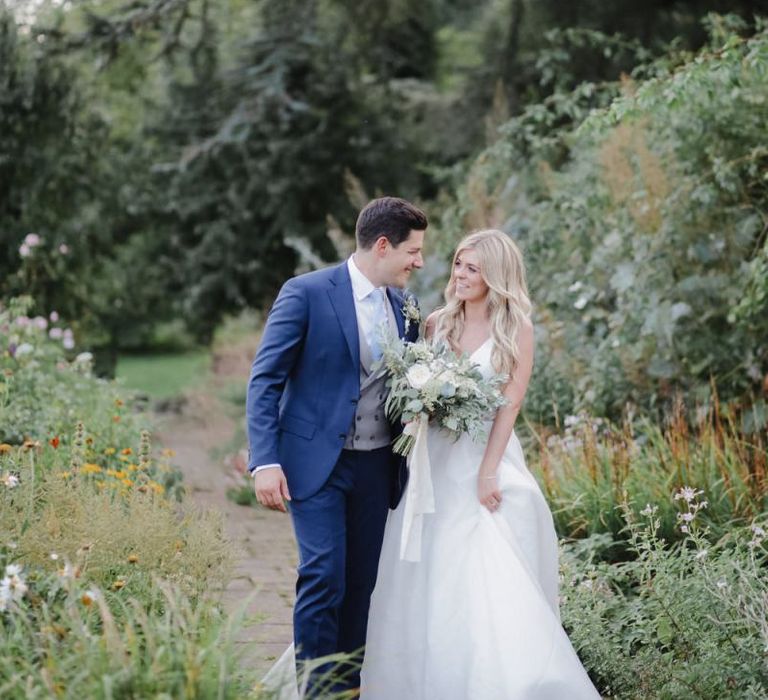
[246,278,308,471]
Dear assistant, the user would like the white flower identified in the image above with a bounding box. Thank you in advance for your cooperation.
[24,233,41,247]
[674,486,702,503]
[58,243,69,255]
[15,316,30,327]
[62,337,75,350]
[680,512,695,523]
[1,566,28,605]
[406,363,433,390]
[563,414,580,428]
[49,311,60,322]
[33,316,47,330]
[74,352,93,364]
[573,296,588,310]
[15,343,33,357]
[750,525,765,538]
[695,549,708,561]
[50,553,59,561]
[568,281,583,293]
[716,579,728,590]
[18,243,31,258]
[2,473,20,489]
[640,504,658,517]
[49,328,63,339]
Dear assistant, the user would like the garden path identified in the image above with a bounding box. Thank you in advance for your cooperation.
[155,337,297,678]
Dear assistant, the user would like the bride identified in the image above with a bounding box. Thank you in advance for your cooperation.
[264,230,600,699]
[360,229,600,699]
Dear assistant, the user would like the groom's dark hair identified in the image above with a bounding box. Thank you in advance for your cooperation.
[355,197,428,249]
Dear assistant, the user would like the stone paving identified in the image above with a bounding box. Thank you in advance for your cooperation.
[155,344,298,678]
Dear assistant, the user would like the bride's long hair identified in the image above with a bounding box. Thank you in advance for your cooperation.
[433,230,532,377]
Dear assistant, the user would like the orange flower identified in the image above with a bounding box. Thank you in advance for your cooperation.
[111,580,126,591]
[120,478,133,487]
[85,437,94,446]
[121,448,132,456]
[112,416,121,423]
[0,444,13,455]
[49,436,60,449]
[81,590,97,606]
[127,554,139,564]
[115,399,124,407]
[22,439,40,450]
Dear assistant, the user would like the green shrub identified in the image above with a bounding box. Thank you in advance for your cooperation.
[561,495,768,698]
[443,17,768,424]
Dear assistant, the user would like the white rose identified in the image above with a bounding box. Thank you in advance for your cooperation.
[406,363,432,389]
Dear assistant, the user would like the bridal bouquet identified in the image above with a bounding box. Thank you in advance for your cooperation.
[376,335,507,456]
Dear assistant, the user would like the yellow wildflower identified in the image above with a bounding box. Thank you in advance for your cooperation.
[81,463,102,475]
[115,399,124,407]
[104,447,116,456]
[59,471,72,479]
[111,580,126,591]
[127,554,139,564]
[121,478,133,487]
[0,444,12,454]
[161,448,176,458]
[150,482,164,495]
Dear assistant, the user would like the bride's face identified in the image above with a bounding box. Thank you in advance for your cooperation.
[453,248,488,303]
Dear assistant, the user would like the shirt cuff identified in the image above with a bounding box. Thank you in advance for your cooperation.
[250,463,282,477]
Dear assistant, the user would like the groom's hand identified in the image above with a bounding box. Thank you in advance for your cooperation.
[254,468,291,512]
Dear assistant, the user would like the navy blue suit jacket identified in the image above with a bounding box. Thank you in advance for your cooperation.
[246,262,418,503]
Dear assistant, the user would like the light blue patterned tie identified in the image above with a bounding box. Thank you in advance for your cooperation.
[368,288,388,362]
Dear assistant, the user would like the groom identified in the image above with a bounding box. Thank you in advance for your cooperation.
[246,197,428,694]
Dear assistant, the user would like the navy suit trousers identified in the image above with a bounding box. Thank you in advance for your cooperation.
[289,446,392,693]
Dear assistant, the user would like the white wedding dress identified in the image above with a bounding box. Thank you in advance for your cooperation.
[361,338,600,699]
[263,339,600,699]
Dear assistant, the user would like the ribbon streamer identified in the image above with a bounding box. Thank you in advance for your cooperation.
[399,413,435,562]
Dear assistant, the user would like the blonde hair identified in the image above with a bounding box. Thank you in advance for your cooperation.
[434,230,532,377]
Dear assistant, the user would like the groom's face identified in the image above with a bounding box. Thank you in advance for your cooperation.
[380,229,425,288]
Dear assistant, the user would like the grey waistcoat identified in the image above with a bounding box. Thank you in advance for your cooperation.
[344,295,397,451]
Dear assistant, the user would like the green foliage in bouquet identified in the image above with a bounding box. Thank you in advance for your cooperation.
[377,335,506,455]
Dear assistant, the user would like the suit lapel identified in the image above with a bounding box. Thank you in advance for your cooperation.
[328,263,360,366]
[387,288,406,339]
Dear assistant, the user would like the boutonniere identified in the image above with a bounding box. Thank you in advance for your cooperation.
[401,294,420,334]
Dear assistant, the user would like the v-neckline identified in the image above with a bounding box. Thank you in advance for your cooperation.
[460,336,492,360]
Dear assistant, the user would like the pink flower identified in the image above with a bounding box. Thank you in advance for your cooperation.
[49,311,60,322]
[24,233,41,247]
[33,316,47,330]
[58,243,69,255]
[19,243,31,258]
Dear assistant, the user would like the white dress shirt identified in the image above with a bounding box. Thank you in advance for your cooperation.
[252,256,388,476]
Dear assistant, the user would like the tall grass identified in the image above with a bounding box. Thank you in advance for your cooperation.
[533,400,767,548]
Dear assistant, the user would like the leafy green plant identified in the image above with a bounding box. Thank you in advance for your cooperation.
[561,494,768,698]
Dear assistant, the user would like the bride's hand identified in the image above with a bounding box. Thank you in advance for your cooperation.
[478,472,501,512]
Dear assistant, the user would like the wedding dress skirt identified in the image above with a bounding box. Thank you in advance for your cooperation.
[361,340,600,699]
